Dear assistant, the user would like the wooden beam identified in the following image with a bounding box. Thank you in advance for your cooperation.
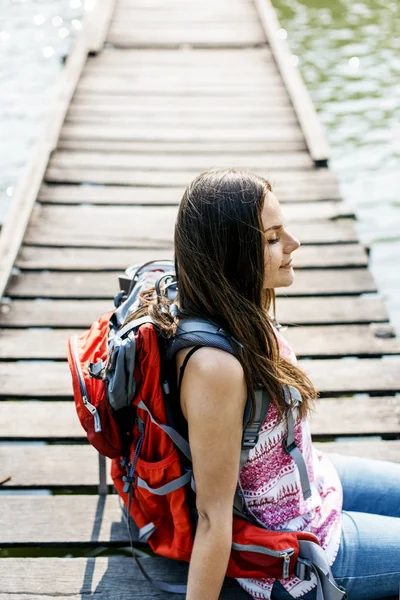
[0,358,399,398]
[1,324,399,361]
[6,269,375,300]
[254,0,330,165]
[15,243,366,271]
[0,295,385,329]
[0,557,247,599]
[1,438,399,489]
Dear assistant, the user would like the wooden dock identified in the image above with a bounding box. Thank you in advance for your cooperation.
[0,0,399,597]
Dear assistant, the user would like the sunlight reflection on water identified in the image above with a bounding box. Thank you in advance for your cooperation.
[273,0,400,333]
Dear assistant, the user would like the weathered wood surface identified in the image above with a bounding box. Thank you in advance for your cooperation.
[39,179,340,204]
[1,359,399,398]
[0,296,386,328]
[60,123,302,142]
[24,205,357,246]
[0,398,392,440]
[45,167,342,193]
[15,243,366,271]
[6,269,376,299]
[72,93,293,107]
[84,47,274,66]
[76,77,287,94]
[0,558,247,599]
[3,396,400,438]
[106,28,266,48]
[2,439,400,489]
[49,150,315,171]
[1,325,399,361]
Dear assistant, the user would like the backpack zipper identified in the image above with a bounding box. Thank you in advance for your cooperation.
[281,550,293,578]
[70,335,102,433]
[231,543,294,578]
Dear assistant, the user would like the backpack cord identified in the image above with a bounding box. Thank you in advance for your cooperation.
[178,345,203,391]
[125,489,187,594]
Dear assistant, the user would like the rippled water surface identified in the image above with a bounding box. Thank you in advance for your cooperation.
[0,0,83,220]
[272,0,400,332]
[1,0,399,330]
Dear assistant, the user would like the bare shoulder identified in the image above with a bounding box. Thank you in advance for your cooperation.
[176,346,245,386]
[176,346,247,420]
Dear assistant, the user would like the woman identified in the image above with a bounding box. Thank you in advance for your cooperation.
[160,168,400,599]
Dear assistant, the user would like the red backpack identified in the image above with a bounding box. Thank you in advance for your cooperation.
[67,260,346,599]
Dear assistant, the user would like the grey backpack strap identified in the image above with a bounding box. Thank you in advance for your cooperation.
[282,384,312,501]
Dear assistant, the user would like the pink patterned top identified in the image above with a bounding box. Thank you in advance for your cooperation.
[236,326,343,599]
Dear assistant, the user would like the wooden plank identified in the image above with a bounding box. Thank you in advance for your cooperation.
[44,169,342,195]
[0,299,114,328]
[283,324,400,357]
[86,47,274,66]
[3,324,398,361]
[277,296,388,325]
[1,358,399,398]
[0,295,386,329]
[76,77,286,94]
[0,445,111,487]
[314,440,400,462]
[68,102,288,116]
[66,112,299,126]
[58,138,309,155]
[15,243,367,271]
[71,94,293,107]
[2,397,400,442]
[310,396,400,436]
[0,495,130,545]
[106,28,266,48]
[254,0,330,165]
[3,434,400,488]
[60,123,302,141]
[0,558,247,599]
[81,64,280,77]
[24,206,358,247]
[49,150,315,171]
[38,179,340,204]
[0,402,82,439]
[301,358,400,396]
[6,269,375,300]
[0,8,97,301]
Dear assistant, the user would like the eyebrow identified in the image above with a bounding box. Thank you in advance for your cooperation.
[264,225,283,233]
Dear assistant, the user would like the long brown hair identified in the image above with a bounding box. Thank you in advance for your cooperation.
[133,168,318,420]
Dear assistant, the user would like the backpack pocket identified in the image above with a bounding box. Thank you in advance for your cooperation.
[68,334,123,458]
[133,450,194,559]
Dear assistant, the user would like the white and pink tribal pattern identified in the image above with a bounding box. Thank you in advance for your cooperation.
[235,326,343,599]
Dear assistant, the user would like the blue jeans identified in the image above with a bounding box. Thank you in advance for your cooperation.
[272,453,400,600]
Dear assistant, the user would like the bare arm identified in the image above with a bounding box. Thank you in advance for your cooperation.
[180,347,247,600]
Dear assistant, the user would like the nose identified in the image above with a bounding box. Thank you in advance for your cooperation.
[285,229,300,252]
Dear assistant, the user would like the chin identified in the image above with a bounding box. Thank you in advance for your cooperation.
[276,273,295,288]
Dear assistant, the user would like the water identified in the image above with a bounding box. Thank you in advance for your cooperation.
[272,0,400,333]
[1,0,399,330]
[0,0,84,221]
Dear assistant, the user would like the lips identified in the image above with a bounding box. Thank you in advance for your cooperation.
[280,261,293,269]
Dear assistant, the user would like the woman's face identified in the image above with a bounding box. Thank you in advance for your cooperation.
[261,191,300,289]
